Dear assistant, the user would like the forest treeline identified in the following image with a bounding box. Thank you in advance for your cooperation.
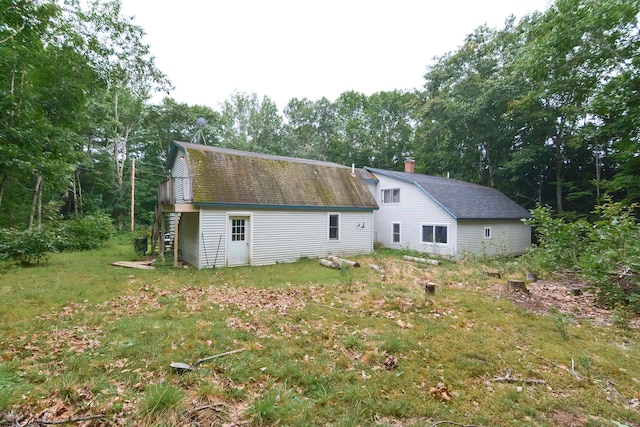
[1,0,639,231]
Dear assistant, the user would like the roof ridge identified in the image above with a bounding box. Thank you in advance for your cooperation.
[175,141,349,169]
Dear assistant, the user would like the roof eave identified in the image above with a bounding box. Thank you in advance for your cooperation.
[194,202,378,211]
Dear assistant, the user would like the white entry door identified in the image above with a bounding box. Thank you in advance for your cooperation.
[228,216,250,266]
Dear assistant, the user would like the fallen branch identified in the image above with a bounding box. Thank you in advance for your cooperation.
[38,415,107,425]
[490,374,546,385]
[430,421,486,427]
[368,264,386,280]
[319,259,341,269]
[403,255,441,265]
[516,345,580,381]
[327,256,360,268]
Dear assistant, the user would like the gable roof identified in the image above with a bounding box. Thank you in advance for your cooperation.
[364,167,530,220]
[170,142,378,210]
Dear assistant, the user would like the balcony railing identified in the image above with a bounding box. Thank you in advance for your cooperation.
[159,177,193,204]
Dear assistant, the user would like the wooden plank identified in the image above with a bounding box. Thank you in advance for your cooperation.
[111,261,155,270]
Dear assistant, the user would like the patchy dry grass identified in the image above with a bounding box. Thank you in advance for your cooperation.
[0,242,639,426]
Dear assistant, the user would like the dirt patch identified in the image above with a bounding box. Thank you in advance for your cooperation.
[490,280,640,328]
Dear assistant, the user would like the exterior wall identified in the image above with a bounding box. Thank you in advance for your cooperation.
[457,220,531,258]
[178,212,200,266]
[195,207,374,268]
[170,148,190,203]
[199,209,227,269]
[371,175,458,257]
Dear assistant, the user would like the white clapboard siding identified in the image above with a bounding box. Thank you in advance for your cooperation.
[171,148,188,203]
[373,174,457,257]
[457,220,531,257]
[251,210,374,266]
[191,208,373,267]
[199,209,227,269]
[178,212,199,266]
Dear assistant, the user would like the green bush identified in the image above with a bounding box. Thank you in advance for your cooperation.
[577,200,640,310]
[525,205,589,272]
[526,200,640,311]
[51,213,115,251]
[0,228,58,265]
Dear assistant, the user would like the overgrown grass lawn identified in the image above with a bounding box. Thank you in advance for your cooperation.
[1,238,638,426]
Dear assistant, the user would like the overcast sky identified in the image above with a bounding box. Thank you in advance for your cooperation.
[120,0,551,110]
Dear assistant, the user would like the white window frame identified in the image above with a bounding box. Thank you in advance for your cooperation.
[484,227,492,239]
[392,222,401,243]
[421,224,448,245]
[381,188,400,204]
[328,213,340,241]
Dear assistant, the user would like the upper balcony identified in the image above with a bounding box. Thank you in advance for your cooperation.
[159,177,193,207]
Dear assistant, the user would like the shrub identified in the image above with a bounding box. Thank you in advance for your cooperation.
[524,205,589,272]
[0,228,58,265]
[526,200,640,311]
[51,213,115,251]
[577,200,640,310]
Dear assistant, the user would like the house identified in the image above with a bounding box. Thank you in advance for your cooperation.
[157,142,378,268]
[364,160,531,258]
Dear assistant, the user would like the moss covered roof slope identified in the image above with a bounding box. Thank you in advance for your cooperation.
[173,142,378,210]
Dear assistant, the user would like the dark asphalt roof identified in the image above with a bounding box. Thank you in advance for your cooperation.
[172,142,378,210]
[365,167,530,220]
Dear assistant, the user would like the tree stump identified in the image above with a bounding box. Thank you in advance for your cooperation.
[526,271,539,282]
[425,282,436,295]
[570,287,582,296]
[508,280,529,294]
[482,271,502,278]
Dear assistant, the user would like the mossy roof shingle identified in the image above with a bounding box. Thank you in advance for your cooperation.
[174,142,378,210]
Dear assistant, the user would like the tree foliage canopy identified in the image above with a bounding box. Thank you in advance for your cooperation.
[1,0,639,232]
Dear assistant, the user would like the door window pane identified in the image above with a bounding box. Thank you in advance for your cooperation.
[232,219,245,241]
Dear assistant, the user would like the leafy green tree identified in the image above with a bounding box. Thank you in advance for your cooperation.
[514,0,640,213]
[365,91,418,170]
[420,23,525,187]
[283,97,337,160]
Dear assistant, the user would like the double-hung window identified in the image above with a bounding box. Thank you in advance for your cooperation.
[381,188,400,204]
[422,225,448,244]
[392,222,401,243]
[329,214,340,240]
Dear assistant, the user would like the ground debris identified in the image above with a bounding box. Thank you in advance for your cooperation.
[491,280,640,328]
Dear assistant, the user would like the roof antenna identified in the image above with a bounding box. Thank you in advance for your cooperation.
[190,117,207,145]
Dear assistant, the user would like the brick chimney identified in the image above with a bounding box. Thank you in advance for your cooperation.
[404,158,415,174]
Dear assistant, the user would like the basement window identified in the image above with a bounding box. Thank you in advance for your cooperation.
[381,188,400,204]
[422,225,448,244]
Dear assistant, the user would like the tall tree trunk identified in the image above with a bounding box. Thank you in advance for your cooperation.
[554,138,563,213]
[28,175,42,230]
[0,171,7,209]
[37,179,42,228]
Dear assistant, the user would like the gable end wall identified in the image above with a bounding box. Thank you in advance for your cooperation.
[371,175,457,257]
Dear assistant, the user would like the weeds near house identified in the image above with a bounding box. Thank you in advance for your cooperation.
[0,238,639,426]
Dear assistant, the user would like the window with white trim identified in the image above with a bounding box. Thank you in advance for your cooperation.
[329,214,340,240]
[421,225,448,244]
[392,222,401,243]
[381,188,400,204]
[484,227,491,238]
